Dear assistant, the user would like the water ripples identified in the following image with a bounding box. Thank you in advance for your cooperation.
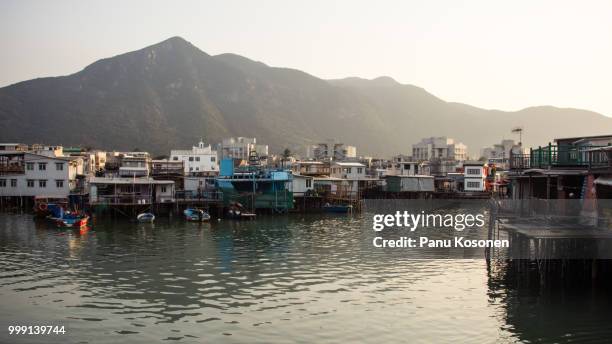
[1,213,611,343]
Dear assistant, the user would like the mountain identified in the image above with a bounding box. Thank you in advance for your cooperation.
[0,36,610,157]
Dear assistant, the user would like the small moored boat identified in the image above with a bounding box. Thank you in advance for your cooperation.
[46,205,89,228]
[137,212,155,223]
[183,208,211,222]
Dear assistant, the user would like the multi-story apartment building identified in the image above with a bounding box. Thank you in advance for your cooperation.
[463,161,488,192]
[0,151,83,198]
[218,137,268,162]
[412,137,467,176]
[307,141,357,161]
[412,137,467,161]
[170,140,218,176]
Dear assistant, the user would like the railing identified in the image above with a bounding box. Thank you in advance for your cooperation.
[0,166,25,175]
[91,194,152,205]
[510,144,610,170]
[175,190,223,201]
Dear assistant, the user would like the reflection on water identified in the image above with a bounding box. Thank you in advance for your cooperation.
[0,213,610,343]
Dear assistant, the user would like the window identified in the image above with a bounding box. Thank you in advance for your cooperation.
[161,186,167,193]
[189,157,194,161]
[195,157,200,161]
[38,163,46,170]
[467,168,480,175]
[10,179,17,187]
[211,157,216,162]
[357,168,363,174]
[27,180,34,188]
[0,179,5,187]
[56,180,64,188]
[173,157,178,161]
[55,163,64,171]
[467,181,480,188]
[306,179,312,188]
[26,162,34,170]
[39,180,47,188]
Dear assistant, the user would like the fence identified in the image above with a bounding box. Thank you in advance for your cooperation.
[510,144,610,169]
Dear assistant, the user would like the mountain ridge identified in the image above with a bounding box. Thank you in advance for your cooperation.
[0,36,610,157]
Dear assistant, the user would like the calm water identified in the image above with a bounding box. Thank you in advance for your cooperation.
[1,213,611,343]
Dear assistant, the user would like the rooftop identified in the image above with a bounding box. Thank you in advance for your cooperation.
[0,151,81,162]
[332,162,366,167]
[554,134,612,142]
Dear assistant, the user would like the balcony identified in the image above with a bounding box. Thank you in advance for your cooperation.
[0,165,25,175]
[510,144,611,170]
[119,166,149,177]
[91,194,152,205]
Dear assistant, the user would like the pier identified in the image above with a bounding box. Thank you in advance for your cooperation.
[486,198,612,290]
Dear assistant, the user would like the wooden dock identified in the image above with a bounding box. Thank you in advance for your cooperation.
[487,209,612,290]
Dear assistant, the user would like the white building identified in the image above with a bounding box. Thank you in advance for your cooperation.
[219,137,268,161]
[412,137,467,162]
[463,161,487,192]
[388,154,430,176]
[307,141,357,161]
[330,162,367,179]
[170,140,218,176]
[292,174,314,195]
[118,152,151,177]
[0,151,83,198]
[328,161,379,195]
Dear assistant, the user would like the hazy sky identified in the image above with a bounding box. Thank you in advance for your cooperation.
[1,0,612,116]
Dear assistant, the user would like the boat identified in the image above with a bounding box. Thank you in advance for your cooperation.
[323,203,353,213]
[183,208,211,222]
[51,212,90,228]
[226,202,256,220]
[136,212,155,223]
[46,204,89,228]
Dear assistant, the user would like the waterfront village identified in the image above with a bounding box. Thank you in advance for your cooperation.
[0,134,610,223]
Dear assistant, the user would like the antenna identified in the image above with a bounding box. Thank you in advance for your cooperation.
[511,127,524,145]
